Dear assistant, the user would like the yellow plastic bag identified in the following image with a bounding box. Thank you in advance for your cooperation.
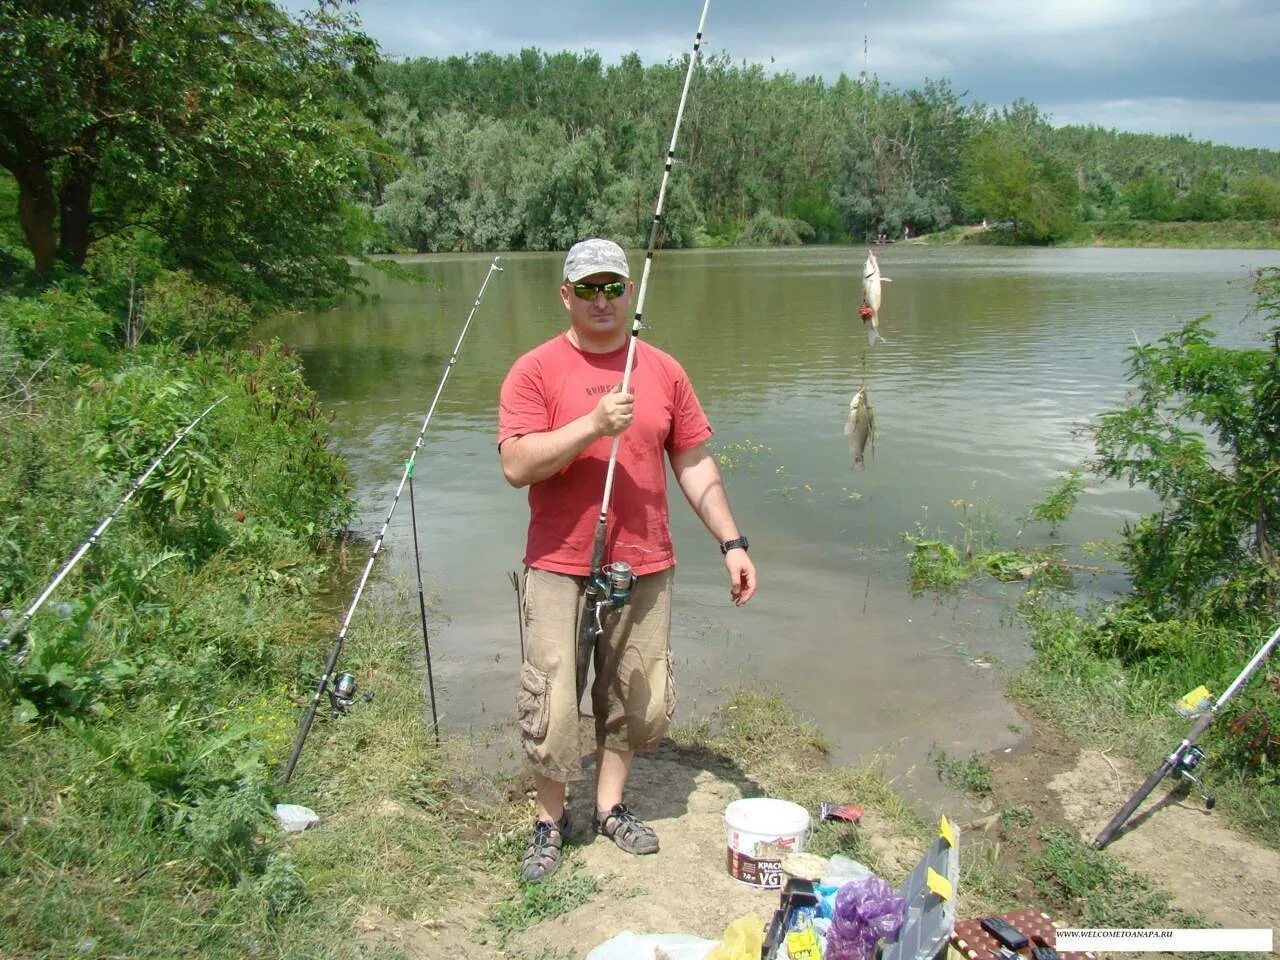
[704,914,767,960]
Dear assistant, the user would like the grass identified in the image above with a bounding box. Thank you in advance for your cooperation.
[0,583,478,959]
[670,691,929,872]
[1010,594,1280,850]
[485,868,602,944]
[929,746,995,796]
[1072,218,1280,249]
[918,219,1280,249]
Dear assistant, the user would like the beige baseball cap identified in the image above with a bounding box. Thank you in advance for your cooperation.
[563,238,630,282]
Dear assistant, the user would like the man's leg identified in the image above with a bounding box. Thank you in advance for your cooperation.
[593,741,658,854]
[521,775,570,882]
[517,568,585,882]
[595,743,632,812]
[591,568,672,856]
[535,772,568,823]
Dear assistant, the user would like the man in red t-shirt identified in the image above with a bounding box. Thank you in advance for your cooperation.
[499,238,757,882]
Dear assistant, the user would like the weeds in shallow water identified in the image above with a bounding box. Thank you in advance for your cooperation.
[710,439,773,476]
[904,491,1079,592]
[929,745,994,795]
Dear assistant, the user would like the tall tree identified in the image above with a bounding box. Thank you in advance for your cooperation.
[0,0,377,300]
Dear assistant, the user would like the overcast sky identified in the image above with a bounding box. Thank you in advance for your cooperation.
[332,0,1280,151]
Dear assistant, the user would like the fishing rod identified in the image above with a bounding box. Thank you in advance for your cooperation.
[575,0,711,705]
[281,256,503,783]
[1,395,226,656]
[1093,622,1280,849]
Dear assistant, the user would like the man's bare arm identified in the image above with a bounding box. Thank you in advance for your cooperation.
[500,389,633,488]
[671,442,757,605]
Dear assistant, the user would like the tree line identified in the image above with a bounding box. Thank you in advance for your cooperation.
[368,50,1280,251]
[5,7,1280,302]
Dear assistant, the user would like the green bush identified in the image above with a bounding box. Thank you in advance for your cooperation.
[740,210,814,246]
[0,287,115,365]
[138,270,253,351]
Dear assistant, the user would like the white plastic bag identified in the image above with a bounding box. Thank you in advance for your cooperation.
[274,803,319,833]
[820,854,874,889]
[584,931,718,960]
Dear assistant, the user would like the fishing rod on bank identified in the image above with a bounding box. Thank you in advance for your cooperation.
[1092,621,1280,849]
[280,256,503,784]
[575,0,711,705]
[1,395,227,657]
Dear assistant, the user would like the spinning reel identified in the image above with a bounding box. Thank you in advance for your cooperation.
[327,671,373,718]
[584,561,636,635]
[1174,745,1216,810]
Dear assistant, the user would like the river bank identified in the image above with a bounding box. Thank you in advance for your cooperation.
[268,593,1280,960]
[920,219,1280,248]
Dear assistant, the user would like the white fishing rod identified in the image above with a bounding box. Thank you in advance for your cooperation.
[1,395,227,656]
[281,256,503,783]
[576,0,710,703]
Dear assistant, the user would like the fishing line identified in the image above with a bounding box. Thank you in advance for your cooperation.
[1,395,226,656]
[281,256,503,782]
[575,0,711,705]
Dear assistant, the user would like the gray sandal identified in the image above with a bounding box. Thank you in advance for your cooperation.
[519,810,570,883]
[594,803,659,855]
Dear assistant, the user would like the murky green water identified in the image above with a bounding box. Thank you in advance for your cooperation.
[259,245,1279,806]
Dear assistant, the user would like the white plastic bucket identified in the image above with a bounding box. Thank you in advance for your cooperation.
[723,797,811,888]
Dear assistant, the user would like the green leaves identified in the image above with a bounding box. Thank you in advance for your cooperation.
[1,0,379,302]
[1091,273,1280,620]
[2,599,135,722]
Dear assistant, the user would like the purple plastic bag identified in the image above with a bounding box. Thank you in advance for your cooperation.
[823,875,907,960]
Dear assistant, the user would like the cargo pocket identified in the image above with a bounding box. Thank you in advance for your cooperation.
[663,655,677,723]
[516,661,550,740]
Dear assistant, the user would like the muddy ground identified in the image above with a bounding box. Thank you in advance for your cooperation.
[363,712,1278,959]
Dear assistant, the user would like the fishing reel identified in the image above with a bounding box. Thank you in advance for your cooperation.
[327,671,373,718]
[1175,745,1216,810]
[588,560,634,604]
[584,561,636,636]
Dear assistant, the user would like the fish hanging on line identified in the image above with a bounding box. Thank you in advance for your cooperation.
[844,385,874,469]
[860,249,892,345]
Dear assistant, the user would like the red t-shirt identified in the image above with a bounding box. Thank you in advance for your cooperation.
[498,334,712,576]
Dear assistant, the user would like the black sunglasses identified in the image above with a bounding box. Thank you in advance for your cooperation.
[571,280,627,301]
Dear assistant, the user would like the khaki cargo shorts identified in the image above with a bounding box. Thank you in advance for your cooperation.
[516,566,676,782]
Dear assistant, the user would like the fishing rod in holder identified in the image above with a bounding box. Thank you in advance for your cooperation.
[576,0,710,706]
[1092,621,1280,848]
[280,256,504,783]
[1,396,226,658]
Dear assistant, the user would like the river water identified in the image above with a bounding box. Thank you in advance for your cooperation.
[259,245,1278,808]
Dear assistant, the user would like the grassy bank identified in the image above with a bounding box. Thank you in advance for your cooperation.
[918,219,1280,248]
[2,551,1241,956]
[1012,596,1280,850]
[1072,218,1280,248]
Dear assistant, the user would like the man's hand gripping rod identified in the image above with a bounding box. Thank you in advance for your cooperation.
[575,0,710,706]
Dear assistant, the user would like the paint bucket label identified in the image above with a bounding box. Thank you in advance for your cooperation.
[726,839,791,887]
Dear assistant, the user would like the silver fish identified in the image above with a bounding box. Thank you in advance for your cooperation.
[861,249,892,345]
[843,385,874,468]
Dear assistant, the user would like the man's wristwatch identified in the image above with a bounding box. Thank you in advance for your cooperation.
[719,536,749,555]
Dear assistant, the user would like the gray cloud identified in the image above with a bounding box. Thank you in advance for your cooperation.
[319,0,1280,148]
